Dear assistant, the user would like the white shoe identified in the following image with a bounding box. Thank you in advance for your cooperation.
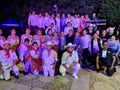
[62,73,66,76]
[72,74,79,79]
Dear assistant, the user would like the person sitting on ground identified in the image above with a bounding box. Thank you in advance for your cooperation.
[59,43,80,79]
[96,40,116,76]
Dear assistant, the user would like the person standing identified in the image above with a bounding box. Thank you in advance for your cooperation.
[42,41,58,77]
[28,10,38,35]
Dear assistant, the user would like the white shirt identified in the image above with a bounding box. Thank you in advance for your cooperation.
[55,17,60,26]
[80,35,91,49]
[30,49,40,59]
[28,14,38,26]
[18,44,29,61]
[64,26,73,35]
[44,16,50,27]
[37,16,44,28]
[72,17,80,28]
[48,18,55,26]
[61,51,79,67]
[66,17,74,24]
[42,49,57,66]
[0,50,18,66]
[102,50,107,58]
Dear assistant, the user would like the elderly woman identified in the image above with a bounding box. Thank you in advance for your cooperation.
[59,43,80,79]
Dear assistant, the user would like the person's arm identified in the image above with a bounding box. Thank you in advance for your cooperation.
[96,56,100,70]
[110,56,116,70]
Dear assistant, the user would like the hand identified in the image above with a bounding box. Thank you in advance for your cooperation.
[70,66,74,71]
[96,64,100,70]
[109,65,113,70]
[0,69,3,74]
[7,66,12,70]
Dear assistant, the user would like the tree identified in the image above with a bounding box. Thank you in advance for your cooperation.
[99,0,120,26]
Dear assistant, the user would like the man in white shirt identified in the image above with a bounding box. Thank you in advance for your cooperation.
[72,14,80,32]
[55,13,61,34]
[43,12,50,29]
[37,13,44,29]
[59,43,80,79]
[64,22,73,35]
[28,10,38,35]
[42,41,58,77]
[96,41,116,76]
[0,41,19,80]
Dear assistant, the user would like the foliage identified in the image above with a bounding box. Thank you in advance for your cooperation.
[99,0,120,26]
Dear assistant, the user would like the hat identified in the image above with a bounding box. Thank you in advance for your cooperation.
[46,41,53,46]
[88,23,94,27]
[31,40,40,47]
[65,43,76,48]
[106,27,115,32]
[3,41,11,46]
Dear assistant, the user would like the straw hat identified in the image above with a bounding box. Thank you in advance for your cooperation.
[46,41,53,46]
[64,43,76,48]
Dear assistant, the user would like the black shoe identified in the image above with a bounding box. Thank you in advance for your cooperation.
[14,75,19,79]
[23,71,28,75]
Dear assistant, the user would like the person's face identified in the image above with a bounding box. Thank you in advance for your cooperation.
[75,32,79,37]
[85,15,89,18]
[93,13,96,17]
[68,30,73,36]
[67,14,71,18]
[0,29,2,35]
[33,44,38,50]
[67,23,71,26]
[62,14,65,18]
[57,13,60,18]
[103,42,108,50]
[11,29,16,35]
[88,26,93,30]
[54,33,58,37]
[83,30,87,35]
[50,24,54,28]
[32,11,36,15]
[47,45,52,50]
[45,12,49,16]
[48,30,52,35]
[111,36,115,41]
[74,14,78,18]
[96,31,100,35]
[37,30,42,35]
[93,34,98,39]
[102,30,106,35]
[60,31,64,37]
[26,29,31,34]
[4,43,11,50]
[25,41,29,46]
[68,46,73,52]
[51,14,55,18]
[39,13,42,17]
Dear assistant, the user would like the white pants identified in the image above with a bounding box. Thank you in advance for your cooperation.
[59,63,80,76]
[43,65,55,77]
[1,65,19,80]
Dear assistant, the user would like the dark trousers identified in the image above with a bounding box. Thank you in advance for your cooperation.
[82,48,91,64]
[91,53,97,67]
[30,25,37,35]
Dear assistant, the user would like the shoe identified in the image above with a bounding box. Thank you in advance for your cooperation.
[62,73,66,76]
[72,74,79,79]
[14,75,19,79]
[23,71,28,75]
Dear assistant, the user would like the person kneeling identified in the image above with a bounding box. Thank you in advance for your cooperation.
[59,43,80,79]
[0,41,19,80]
[96,41,116,76]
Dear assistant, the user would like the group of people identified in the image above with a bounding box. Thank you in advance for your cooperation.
[0,11,119,81]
